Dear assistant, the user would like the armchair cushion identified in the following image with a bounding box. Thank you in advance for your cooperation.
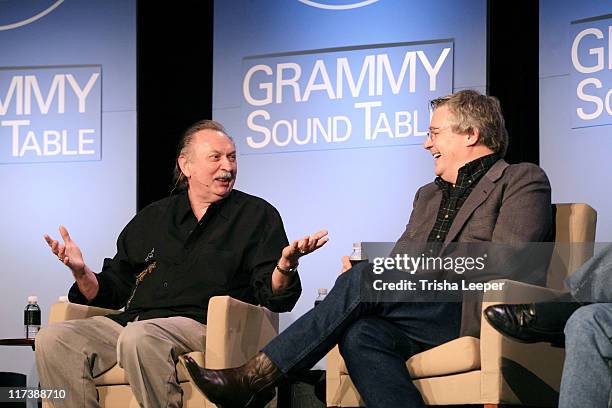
[407,336,480,379]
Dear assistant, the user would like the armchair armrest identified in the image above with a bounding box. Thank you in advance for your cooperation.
[48,302,121,324]
[326,345,354,407]
[204,296,279,369]
[482,279,566,305]
[480,280,566,402]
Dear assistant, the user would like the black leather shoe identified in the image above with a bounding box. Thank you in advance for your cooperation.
[483,302,580,347]
[182,352,282,408]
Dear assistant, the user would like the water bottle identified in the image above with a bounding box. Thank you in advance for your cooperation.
[349,242,368,267]
[24,296,41,339]
[314,288,327,307]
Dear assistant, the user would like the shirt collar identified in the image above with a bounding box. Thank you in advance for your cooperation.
[435,153,500,191]
[175,189,234,225]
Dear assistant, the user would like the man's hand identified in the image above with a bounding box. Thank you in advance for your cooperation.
[279,229,329,269]
[44,226,86,276]
[44,226,99,300]
[272,230,329,294]
[340,255,352,273]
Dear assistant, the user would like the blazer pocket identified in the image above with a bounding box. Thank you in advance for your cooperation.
[464,215,498,241]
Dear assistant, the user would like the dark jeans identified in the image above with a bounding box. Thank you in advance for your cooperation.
[263,263,461,408]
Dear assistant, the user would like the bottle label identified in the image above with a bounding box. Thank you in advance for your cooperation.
[25,326,40,339]
[24,311,41,325]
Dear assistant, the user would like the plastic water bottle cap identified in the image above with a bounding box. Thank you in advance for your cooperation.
[352,242,361,249]
[58,296,69,303]
[28,296,38,303]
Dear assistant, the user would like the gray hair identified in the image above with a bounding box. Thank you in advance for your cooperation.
[430,90,508,157]
[172,119,233,191]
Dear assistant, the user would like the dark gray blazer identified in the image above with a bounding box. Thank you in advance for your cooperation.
[393,159,553,337]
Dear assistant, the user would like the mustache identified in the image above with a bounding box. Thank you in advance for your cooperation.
[214,171,234,181]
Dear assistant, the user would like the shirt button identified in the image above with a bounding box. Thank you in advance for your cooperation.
[163,282,168,288]
[444,214,449,219]
[436,235,441,239]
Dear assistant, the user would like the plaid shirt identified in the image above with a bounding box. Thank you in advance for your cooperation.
[427,153,500,243]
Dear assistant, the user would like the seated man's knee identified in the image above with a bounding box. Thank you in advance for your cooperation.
[564,303,608,340]
[117,322,168,365]
[35,322,72,352]
[334,262,365,290]
[117,323,143,354]
[339,318,383,357]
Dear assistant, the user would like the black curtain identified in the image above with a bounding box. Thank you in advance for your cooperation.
[137,1,214,210]
[487,0,540,165]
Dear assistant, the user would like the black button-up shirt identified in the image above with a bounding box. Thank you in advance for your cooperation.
[68,189,301,325]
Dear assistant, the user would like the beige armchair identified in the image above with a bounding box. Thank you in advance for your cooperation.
[44,296,279,408]
[326,203,597,407]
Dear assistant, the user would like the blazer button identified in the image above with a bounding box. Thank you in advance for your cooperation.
[163,282,169,288]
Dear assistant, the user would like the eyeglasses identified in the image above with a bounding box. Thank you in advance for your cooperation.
[426,125,451,142]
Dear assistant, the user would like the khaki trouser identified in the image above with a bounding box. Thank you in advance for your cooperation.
[35,315,205,408]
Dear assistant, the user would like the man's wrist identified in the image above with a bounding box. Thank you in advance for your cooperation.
[276,258,298,276]
[277,256,297,269]
[71,265,89,279]
[76,269,99,301]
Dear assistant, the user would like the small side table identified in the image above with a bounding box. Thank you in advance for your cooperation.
[0,338,35,351]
